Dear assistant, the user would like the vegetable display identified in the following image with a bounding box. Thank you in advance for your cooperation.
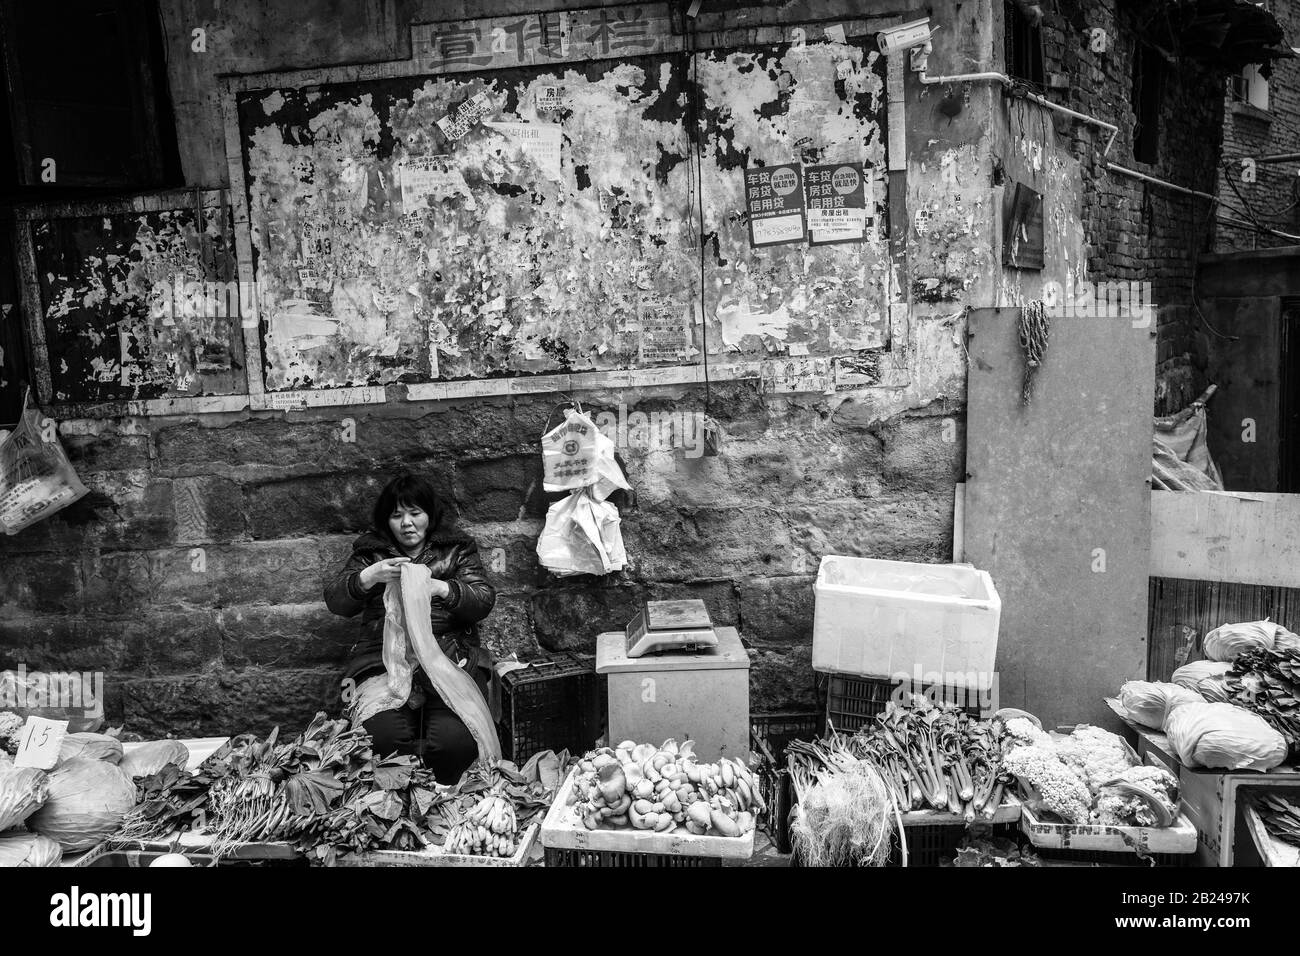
[1225,645,1300,756]
[566,739,762,837]
[789,700,1015,822]
[113,713,564,865]
[1251,792,1300,847]
[27,757,137,851]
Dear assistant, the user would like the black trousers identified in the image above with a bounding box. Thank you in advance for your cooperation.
[360,667,490,784]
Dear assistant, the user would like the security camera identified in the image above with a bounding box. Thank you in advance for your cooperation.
[876,18,933,55]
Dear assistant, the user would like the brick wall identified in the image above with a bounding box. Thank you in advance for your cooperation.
[1216,0,1300,251]
[1034,1,1227,413]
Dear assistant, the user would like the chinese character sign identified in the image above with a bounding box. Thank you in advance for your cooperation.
[743,163,807,248]
[805,162,871,245]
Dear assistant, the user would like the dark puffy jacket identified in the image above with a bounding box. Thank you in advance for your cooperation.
[324,529,497,689]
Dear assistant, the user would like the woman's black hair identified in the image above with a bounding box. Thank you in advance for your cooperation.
[373,473,447,545]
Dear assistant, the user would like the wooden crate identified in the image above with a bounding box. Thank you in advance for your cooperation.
[1179,767,1300,867]
[540,768,754,862]
[1019,803,1197,854]
[334,823,538,867]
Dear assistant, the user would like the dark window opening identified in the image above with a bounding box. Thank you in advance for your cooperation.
[0,0,182,200]
[1282,297,1300,494]
[1132,43,1163,165]
[1005,1,1045,87]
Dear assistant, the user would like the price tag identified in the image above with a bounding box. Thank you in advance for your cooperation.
[13,716,69,769]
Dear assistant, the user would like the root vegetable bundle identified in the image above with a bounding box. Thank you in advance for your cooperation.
[567,739,763,837]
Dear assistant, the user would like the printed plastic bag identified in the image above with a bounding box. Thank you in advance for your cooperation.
[536,488,627,577]
[541,408,600,492]
[0,393,88,535]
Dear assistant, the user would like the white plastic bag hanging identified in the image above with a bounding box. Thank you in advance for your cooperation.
[536,488,627,576]
[589,425,631,502]
[541,408,600,491]
[0,391,88,535]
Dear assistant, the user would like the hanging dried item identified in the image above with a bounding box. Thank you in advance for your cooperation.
[1018,299,1049,406]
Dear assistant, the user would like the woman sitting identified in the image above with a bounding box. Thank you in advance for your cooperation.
[325,472,496,782]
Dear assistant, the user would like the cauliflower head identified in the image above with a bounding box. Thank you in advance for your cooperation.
[0,711,24,755]
[1003,717,1053,750]
[1054,725,1136,795]
[1003,744,1092,824]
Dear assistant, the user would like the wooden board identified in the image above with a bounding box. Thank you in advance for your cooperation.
[963,307,1154,729]
[225,10,893,396]
[1147,576,1300,681]
[1019,803,1197,853]
[540,767,754,858]
[1150,491,1300,588]
[13,190,246,408]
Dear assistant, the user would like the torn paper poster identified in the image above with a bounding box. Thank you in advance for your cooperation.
[743,163,806,247]
[484,121,563,182]
[436,91,492,142]
[398,157,478,211]
[271,301,339,347]
[638,297,692,362]
[761,357,834,394]
[806,161,871,245]
[823,23,847,44]
[717,299,793,347]
[536,85,564,111]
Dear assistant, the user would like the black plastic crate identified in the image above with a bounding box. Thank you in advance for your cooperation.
[544,848,722,867]
[791,822,1019,867]
[751,713,822,855]
[498,652,605,762]
[823,674,981,734]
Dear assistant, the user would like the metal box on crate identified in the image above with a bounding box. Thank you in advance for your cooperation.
[595,626,749,761]
[498,652,605,762]
[823,673,981,734]
[812,556,1000,684]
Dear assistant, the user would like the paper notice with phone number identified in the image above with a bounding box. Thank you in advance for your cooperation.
[806,162,871,245]
[743,163,807,247]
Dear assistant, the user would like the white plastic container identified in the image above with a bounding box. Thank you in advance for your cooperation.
[811,556,1000,687]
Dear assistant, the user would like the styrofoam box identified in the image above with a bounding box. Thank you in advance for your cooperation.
[811,556,1000,686]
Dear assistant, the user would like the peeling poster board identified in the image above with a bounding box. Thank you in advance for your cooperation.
[235,33,892,392]
[29,200,243,403]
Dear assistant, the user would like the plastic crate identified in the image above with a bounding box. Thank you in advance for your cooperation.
[1031,848,1194,867]
[792,822,1019,867]
[823,674,981,734]
[544,848,722,867]
[751,713,822,855]
[498,653,605,762]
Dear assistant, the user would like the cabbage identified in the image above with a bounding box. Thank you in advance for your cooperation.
[119,740,189,779]
[58,732,123,765]
[1118,680,1204,730]
[1164,702,1288,771]
[1171,660,1230,691]
[1204,620,1282,662]
[0,767,49,831]
[26,757,137,851]
[0,831,63,867]
[1198,677,1232,704]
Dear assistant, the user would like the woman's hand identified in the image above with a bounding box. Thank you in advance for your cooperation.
[358,557,410,589]
[430,578,452,600]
